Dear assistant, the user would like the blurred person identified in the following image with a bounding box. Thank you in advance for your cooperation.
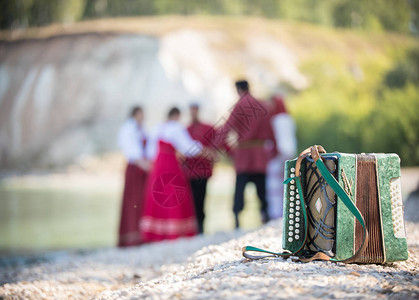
[217,80,275,228]
[117,106,150,247]
[183,103,224,234]
[266,95,297,219]
[140,107,206,242]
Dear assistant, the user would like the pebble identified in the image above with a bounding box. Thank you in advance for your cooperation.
[0,220,418,299]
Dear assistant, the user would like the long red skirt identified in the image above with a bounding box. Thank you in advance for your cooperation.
[118,163,147,247]
[140,141,198,242]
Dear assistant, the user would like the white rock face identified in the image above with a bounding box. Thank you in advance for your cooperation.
[246,35,308,90]
[0,30,307,169]
[0,33,177,168]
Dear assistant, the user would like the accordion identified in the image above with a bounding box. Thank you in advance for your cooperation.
[243,145,408,264]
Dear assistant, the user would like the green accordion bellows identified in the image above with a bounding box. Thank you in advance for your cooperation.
[282,152,408,263]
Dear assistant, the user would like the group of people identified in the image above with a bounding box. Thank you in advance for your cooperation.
[117,80,296,247]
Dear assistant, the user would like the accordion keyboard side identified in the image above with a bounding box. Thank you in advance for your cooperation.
[282,159,305,253]
[375,153,408,262]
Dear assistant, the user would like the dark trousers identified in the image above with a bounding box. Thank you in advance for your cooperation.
[233,173,268,228]
[190,178,208,234]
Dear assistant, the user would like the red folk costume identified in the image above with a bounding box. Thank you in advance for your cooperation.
[140,121,201,242]
[117,118,148,247]
[220,92,275,173]
[184,122,215,179]
[211,91,275,227]
[183,121,217,234]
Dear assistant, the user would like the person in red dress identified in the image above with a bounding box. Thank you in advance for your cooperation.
[215,80,275,228]
[117,106,150,247]
[140,107,206,242]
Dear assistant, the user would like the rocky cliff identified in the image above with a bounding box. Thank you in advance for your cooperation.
[0,18,308,170]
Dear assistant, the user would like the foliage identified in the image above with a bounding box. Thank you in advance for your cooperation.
[364,84,419,164]
[288,45,419,166]
[0,0,414,33]
[385,48,419,88]
[333,0,411,32]
[0,0,85,28]
[409,0,419,33]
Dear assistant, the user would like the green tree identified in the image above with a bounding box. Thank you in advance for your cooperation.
[385,48,419,88]
[28,0,59,27]
[410,0,419,34]
[0,0,416,32]
[333,0,410,32]
[0,0,33,29]
[364,84,419,164]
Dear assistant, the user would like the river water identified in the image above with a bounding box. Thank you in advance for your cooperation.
[0,186,120,255]
[0,165,261,256]
[3,165,416,257]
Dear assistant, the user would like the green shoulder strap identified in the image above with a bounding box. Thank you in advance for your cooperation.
[241,175,308,260]
[242,146,369,263]
[242,146,313,260]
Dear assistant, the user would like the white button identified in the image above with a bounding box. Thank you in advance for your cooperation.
[296,200,300,205]
[289,220,294,225]
[296,194,300,199]
[296,206,300,210]
[291,167,295,172]
[296,217,300,222]
[295,235,300,239]
[291,180,295,184]
[289,208,294,213]
[296,212,300,216]
[295,229,300,234]
[289,214,294,219]
[289,232,293,236]
[290,202,294,207]
[290,185,295,190]
[290,191,295,196]
[290,197,295,201]
[289,226,293,231]
[290,174,295,178]
[295,223,300,228]
[288,237,293,242]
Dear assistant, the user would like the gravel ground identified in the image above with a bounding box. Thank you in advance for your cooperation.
[1,196,418,300]
[0,231,243,299]
[97,221,418,300]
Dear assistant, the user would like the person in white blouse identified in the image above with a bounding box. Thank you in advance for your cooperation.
[118,108,150,171]
[141,107,209,242]
[145,112,202,162]
[117,106,150,247]
[267,95,297,219]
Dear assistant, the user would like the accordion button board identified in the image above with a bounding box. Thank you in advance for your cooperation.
[282,160,304,249]
[285,172,303,243]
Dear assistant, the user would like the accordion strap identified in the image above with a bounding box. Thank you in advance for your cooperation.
[241,174,308,260]
[309,146,369,263]
[242,145,369,263]
[242,146,324,260]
